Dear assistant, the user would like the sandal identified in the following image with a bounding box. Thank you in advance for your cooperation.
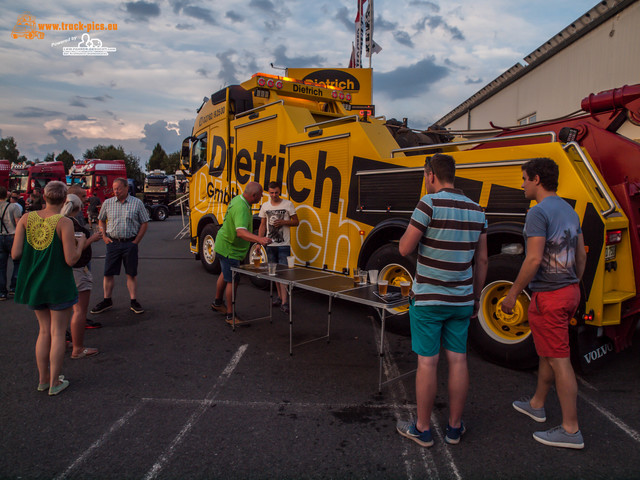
[71,347,99,359]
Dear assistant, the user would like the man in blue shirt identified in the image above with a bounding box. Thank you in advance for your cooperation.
[397,154,488,447]
[502,157,586,449]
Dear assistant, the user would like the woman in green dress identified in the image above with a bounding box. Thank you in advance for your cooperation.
[12,181,85,396]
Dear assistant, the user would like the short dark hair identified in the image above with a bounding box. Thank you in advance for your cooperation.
[114,177,128,188]
[522,158,559,192]
[425,153,455,184]
[0,186,7,199]
[267,181,282,191]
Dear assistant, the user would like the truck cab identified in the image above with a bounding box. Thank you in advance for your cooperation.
[68,159,127,215]
[10,161,66,201]
[143,170,176,221]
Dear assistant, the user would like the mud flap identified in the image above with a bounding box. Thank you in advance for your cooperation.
[570,325,615,373]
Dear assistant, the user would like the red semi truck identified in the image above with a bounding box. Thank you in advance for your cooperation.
[68,159,127,205]
[9,161,66,201]
[0,160,9,190]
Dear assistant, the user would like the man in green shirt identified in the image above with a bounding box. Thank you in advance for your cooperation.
[211,182,271,323]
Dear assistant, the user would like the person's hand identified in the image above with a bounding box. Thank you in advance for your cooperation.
[259,236,272,246]
[88,231,102,243]
[500,292,516,315]
[76,236,87,248]
[273,219,286,227]
[472,299,480,318]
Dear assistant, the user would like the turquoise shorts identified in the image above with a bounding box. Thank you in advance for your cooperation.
[409,300,473,357]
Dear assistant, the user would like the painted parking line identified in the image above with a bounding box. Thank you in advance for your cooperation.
[371,316,463,480]
[577,376,640,443]
[54,402,145,480]
[143,344,249,480]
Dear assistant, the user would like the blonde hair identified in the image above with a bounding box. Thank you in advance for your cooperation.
[62,193,83,216]
[43,181,68,205]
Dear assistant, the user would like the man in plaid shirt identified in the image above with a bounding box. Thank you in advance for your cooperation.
[91,177,150,315]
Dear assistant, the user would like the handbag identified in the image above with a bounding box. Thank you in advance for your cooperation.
[71,217,92,268]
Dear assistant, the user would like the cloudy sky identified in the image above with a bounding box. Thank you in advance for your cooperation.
[1,0,597,166]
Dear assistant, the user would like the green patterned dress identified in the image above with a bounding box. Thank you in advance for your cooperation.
[14,213,78,307]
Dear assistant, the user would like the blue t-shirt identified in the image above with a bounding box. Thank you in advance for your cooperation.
[524,195,582,291]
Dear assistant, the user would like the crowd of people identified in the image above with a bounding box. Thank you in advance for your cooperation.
[3,160,585,449]
[4,178,150,396]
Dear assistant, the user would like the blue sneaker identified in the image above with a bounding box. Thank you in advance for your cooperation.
[513,396,546,422]
[533,425,584,449]
[396,420,434,447]
[445,422,466,444]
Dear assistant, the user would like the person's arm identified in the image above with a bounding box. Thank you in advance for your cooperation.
[258,216,267,237]
[11,215,27,260]
[399,224,423,257]
[133,222,148,244]
[472,233,489,315]
[500,236,546,314]
[236,228,272,246]
[98,219,111,244]
[59,216,86,266]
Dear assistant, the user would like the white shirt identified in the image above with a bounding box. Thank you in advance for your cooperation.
[258,198,296,246]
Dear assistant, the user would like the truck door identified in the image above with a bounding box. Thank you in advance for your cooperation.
[288,136,357,272]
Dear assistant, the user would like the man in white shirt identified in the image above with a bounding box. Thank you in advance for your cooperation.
[258,181,299,312]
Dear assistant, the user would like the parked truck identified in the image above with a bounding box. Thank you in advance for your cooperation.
[0,160,9,189]
[179,68,639,370]
[143,169,176,221]
[10,161,66,201]
[68,159,127,215]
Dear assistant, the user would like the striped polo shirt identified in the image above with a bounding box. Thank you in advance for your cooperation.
[410,188,487,306]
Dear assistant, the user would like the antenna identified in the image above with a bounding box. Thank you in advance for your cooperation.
[270,62,287,72]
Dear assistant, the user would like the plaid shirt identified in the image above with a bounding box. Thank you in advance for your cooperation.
[98,195,150,239]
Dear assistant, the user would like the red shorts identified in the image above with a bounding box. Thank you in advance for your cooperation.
[528,284,580,358]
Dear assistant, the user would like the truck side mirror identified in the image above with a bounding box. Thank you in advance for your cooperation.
[180,138,192,175]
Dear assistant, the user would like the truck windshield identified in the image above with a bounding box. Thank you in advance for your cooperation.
[9,175,28,193]
[71,175,93,188]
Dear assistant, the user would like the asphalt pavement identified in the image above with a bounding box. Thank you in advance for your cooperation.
[1,216,639,479]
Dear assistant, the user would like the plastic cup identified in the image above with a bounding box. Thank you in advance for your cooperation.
[353,272,361,286]
[368,269,379,284]
[400,281,411,297]
[358,269,368,285]
[378,280,388,296]
[287,256,295,268]
[268,263,277,276]
[253,257,261,267]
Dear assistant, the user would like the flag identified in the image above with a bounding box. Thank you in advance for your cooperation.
[348,43,356,68]
[354,0,367,68]
[364,0,381,57]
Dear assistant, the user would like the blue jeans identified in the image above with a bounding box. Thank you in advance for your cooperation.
[266,245,291,265]
[0,234,20,295]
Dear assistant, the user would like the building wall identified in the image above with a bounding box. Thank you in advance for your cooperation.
[445,1,640,131]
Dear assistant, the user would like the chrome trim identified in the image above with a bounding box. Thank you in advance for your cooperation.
[304,115,359,132]
[234,114,278,130]
[235,100,284,119]
[356,159,529,176]
[391,131,557,157]
[563,141,617,217]
[286,133,351,148]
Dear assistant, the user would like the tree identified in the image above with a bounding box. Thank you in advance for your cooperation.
[147,143,168,172]
[83,144,144,185]
[164,151,181,174]
[0,136,20,163]
[56,150,75,172]
[44,152,55,162]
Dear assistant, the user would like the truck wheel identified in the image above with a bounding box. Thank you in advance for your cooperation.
[365,243,416,316]
[470,254,538,369]
[199,224,221,274]
[154,206,168,221]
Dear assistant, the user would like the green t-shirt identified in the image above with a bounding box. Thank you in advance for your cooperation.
[214,195,252,260]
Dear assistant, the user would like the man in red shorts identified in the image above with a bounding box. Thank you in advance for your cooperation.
[502,157,587,449]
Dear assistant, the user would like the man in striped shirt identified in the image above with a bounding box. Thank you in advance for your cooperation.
[396,153,488,447]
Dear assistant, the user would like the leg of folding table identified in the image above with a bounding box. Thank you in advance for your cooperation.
[378,308,386,393]
[289,283,293,356]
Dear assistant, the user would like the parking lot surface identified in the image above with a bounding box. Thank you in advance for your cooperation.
[1,217,639,479]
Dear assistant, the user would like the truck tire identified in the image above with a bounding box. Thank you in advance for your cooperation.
[199,224,221,274]
[154,206,168,221]
[469,254,538,369]
[365,243,416,317]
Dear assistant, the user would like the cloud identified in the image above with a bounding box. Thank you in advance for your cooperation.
[464,77,484,85]
[409,1,440,11]
[183,5,216,25]
[374,17,397,32]
[140,119,193,153]
[335,7,353,31]
[414,15,464,41]
[175,24,194,30]
[67,114,94,121]
[14,107,62,118]
[393,31,414,48]
[225,10,243,23]
[215,50,239,85]
[374,57,449,99]
[69,95,113,108]
[196,68,209,78]
[272,45,325,69]
[249,0,276,14]
[124,1,161,21]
